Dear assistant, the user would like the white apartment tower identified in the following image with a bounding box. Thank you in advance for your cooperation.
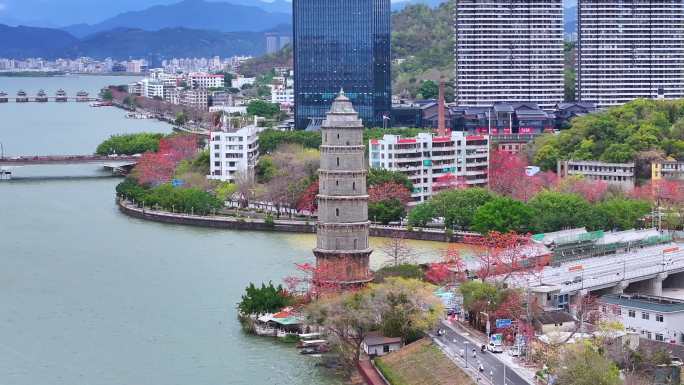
[576,0,684,107]
[454,0,565,109]
[207,124,260,183]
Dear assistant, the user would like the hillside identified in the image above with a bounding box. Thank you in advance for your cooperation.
[0,24,79,58]
[391,2,454,98]
[74,28,266,60]
[62,0,291,37]
[528,99,684,172]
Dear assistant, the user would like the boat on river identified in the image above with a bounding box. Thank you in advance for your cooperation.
[0,91,8,103]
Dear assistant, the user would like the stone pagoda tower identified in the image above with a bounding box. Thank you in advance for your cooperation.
[313,91,372,288]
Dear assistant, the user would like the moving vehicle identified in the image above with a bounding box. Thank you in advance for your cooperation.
[487,334,504,353]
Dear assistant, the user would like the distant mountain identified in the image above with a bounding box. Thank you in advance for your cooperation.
[62,0,291,38]
[0,24,267,60]
[0,24,79,58]
[74,27,266,62]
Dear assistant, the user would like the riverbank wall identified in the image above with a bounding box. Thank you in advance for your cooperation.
[117,199,480,243]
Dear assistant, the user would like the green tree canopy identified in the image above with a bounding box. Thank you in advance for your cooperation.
[258,129,321,154]
[238,282,293,316]
[471,197,535,234]
[369,198,406,224]
[554,342,621,385]
[407,202,437,227]
[367,168,413,190]
[246,100,280,119]
[528,191,599,233]
[597,198,651,231]
[96,133,164,155]
[418,80,439,99]
[430,188,495,229]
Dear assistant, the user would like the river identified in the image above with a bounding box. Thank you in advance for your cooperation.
[0,75,475,385]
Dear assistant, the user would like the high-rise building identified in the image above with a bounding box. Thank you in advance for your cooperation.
[293,0,391,129]
[454,0,564,109]
[313,92,372,288]
[576,0,684,107]
[265,33,280,55]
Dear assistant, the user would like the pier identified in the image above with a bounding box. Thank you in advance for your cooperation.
[0,90,99,103]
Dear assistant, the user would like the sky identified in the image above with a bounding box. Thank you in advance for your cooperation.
[0,0,577,27]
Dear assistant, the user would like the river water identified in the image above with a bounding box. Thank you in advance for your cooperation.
[0,75,473,385]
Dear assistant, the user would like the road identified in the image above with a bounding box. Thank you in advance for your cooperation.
[433,321,532,385]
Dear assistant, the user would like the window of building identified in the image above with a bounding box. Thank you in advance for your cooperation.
[656,314,664,322]
[214,161,220,166]
[337,157,340,166]
[353,239,357,249]
[647,332,652,340]
[352,182,356,191]
[628,310,636,318]
[336,208,339,216]
[642,312,650,320]
[655,334,664,342]
[383,345,390,353]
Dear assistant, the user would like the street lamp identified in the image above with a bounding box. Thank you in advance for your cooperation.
[464,341,469,368]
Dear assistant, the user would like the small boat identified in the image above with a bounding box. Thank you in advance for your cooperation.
[0,167,11,180]
[89,101,112,107]
[297,339,328,349]
[35,89,48,102]
[0,91,8,103]
[55,89,68,102]
[16,90,29,103]
[76,90,89,102]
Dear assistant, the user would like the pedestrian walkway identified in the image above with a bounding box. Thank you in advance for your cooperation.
[357,359,387,385]
[441,319,538,385]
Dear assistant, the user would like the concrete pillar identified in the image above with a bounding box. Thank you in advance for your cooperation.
[611,281,629,295]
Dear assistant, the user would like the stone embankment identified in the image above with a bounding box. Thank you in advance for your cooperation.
[117,199,481,243]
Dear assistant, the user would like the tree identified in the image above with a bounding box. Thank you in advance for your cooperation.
[369,198,406,224]
[255,155,277,183]
[368,181,411,205]
[418,80,439,99]
[407,202,436,227]
[237,282,293,316]
[554,342,622,385]
[429,187,494,229]
[175,111,188,126]
[247,100,280,119]
[367,168,413,191]
[95,133,164,155]
[214,182,237,203]
[597,198,651,230]
[471,197,536,234]
[306,290,380,370]
[557,176,609,203]
[381,232,415,267]
[295,180,319,214]
[101,89,113,101]
[306,278,442,369]
[528,191,598,233]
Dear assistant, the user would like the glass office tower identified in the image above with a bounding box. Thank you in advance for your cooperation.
[293,0,391,129]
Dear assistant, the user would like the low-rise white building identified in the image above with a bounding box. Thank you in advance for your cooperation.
[189,72,225,89]
[231,76,256,89]
[369,131,489,203]
[142,78,164,99]
[600,293,684,345]
[179,89,208,110]
[207,123,261,182]
[557,160,636,189]
[271,88,294,105]
[362,332,403,357]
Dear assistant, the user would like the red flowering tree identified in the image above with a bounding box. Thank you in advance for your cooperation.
[489,150,556,201]
[132,134,199,186]
[368,181,411,204]
[134,152,176,186]
[295,180,319,214]
[558,176,609,203]
[467,231,549,283]
[425,243,468,285]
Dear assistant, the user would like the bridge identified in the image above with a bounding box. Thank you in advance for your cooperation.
[0,155,139,166]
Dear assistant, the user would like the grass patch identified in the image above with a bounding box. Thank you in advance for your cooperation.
[376,339,475,385]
